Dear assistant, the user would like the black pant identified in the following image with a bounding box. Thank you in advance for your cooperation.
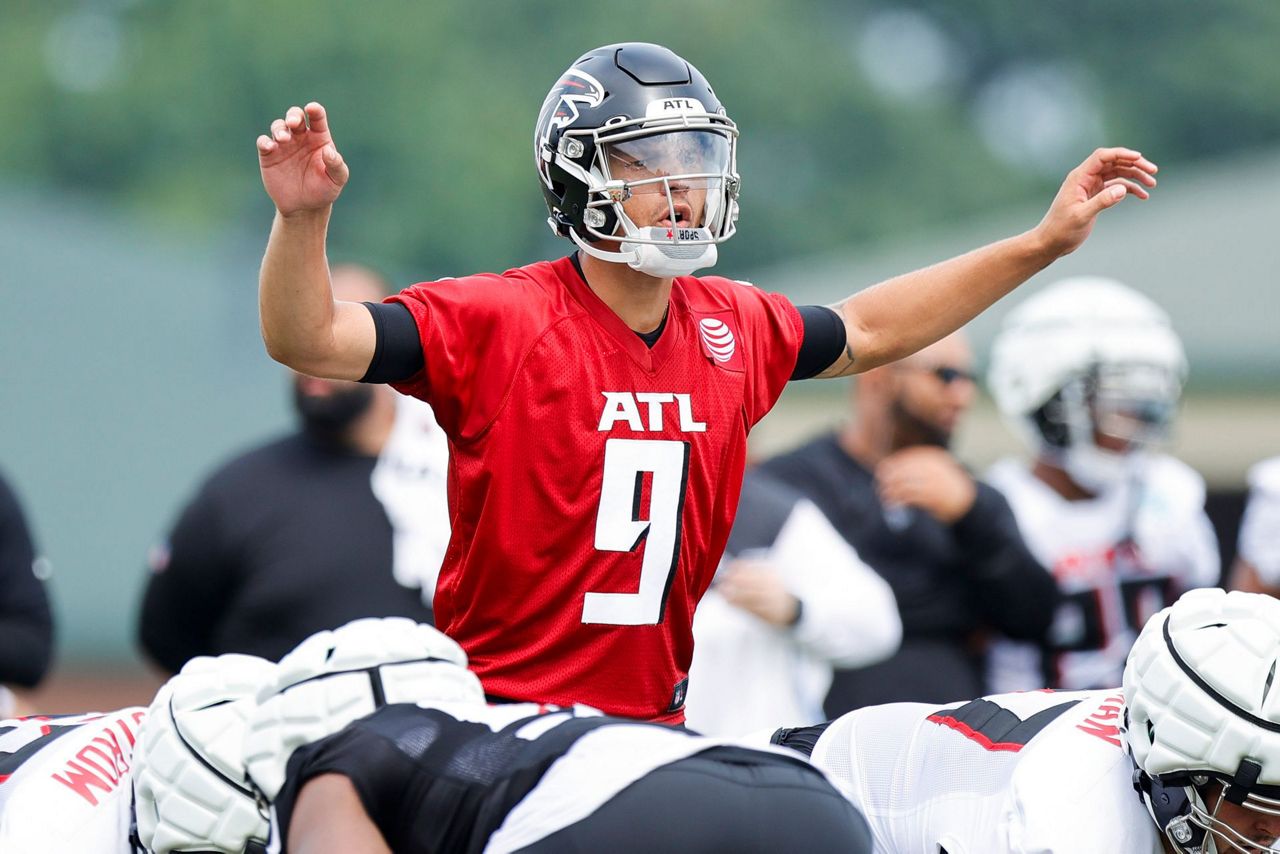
[516,746,872,853]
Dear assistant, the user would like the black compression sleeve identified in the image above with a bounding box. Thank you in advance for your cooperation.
[360,302,425,384]
[791,305,847,381]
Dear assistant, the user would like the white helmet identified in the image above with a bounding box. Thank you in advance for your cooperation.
[242,617,484,802]
[132,654,278,853]
[1124,588,1280,853]
[987,276,1187,492]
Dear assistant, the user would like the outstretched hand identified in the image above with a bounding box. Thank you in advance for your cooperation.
[256,102,350,217]
[1035,147,1158,258]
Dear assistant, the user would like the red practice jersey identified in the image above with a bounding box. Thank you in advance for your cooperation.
[390,256,803,720]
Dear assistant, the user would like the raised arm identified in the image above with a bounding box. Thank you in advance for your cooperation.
[257,102,376,380]
[817,147,1159,377]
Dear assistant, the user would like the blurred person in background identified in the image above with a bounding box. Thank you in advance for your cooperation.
[137,264,448,674]
[0,469,54,718]
[255,40,1155,720]
[760,332,1057,715]
[984,276,1218,693]
[684,468,901,736]
[1228,456,1280,595]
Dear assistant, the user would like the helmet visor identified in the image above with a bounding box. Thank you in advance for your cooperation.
[599,130,735,236]
[603,130,732,192]
[1092,363,1181,447]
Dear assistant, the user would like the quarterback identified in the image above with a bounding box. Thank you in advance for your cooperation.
[256,42,1158,720]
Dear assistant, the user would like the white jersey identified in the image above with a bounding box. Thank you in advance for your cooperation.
[686,498,901,736]
[371,393,452,606]
[1239,457,1280,583]
[985,455,1219,691]
[0,708,146,854]
[810,689,1160,854]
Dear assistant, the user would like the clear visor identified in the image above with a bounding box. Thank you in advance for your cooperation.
[602,130,732,192]
[1092,364,1181,447]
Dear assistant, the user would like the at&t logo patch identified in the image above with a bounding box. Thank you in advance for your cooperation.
[698,318,736,363]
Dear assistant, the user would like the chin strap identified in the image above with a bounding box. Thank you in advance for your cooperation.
[1132,763,1213,853]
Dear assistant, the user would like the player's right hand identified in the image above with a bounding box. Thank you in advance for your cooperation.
[256,102,349,217]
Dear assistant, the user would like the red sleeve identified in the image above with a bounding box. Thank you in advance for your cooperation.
[385,273,544,440]
[737,286,804,425]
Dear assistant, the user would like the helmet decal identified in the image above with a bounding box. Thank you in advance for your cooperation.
[535,69,605,189]
[544,69,606,133]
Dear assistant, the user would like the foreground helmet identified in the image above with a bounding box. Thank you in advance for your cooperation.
[987,276,1187,492]
[133,654,278,853]
[1124,589,1280,853]
[242,617,484,802]
[534,42,740,278]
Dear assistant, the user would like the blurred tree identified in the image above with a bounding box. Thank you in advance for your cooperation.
[1,0,1277,281]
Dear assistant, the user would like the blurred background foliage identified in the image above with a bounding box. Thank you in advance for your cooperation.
[4,0,1278,280]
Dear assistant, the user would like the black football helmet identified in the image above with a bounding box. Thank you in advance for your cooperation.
[534,43,740,277]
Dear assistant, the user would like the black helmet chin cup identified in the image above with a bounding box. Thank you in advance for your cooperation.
[1134,767,1209,852]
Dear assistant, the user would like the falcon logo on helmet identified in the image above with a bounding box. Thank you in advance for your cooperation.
[537,71,601,144]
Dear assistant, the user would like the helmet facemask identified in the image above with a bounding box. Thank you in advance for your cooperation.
[1136,768,1280,854]
[1032,362,1181,493]
[559,116,739,278]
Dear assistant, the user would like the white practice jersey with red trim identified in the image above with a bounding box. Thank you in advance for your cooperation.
[985,455,1219,691]
[0,708,146,854]
[809,689,1160,854]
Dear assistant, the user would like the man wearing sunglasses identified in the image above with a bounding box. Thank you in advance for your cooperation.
[760,332,1057,715]
[984,276,1218,693]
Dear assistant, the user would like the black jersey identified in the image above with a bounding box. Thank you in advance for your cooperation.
[138,433,435,669]
[271,702,842,854]
[759,433,1058,713]
[0,469,53,689]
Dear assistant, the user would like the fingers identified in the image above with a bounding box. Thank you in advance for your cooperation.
[322,144,349,186]
[1101,164,1158,188]
[1103,177,1149,201]
[257,103,329,152]
[1084,183,1129,216]
[305,102,329,134]
[1085,147,1158,174]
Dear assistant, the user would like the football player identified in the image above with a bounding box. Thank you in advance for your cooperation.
[771,588,1280,853]
[984,276,1219,692]
[233,618,872,853]
[256,42,1158,721]
[0,653,275,853]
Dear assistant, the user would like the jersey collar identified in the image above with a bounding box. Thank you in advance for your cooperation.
[554,254,680,374]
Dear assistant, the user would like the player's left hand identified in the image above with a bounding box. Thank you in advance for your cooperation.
[1034,147,1158,258]
[876,446,977,525]
[718,559,801,627]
